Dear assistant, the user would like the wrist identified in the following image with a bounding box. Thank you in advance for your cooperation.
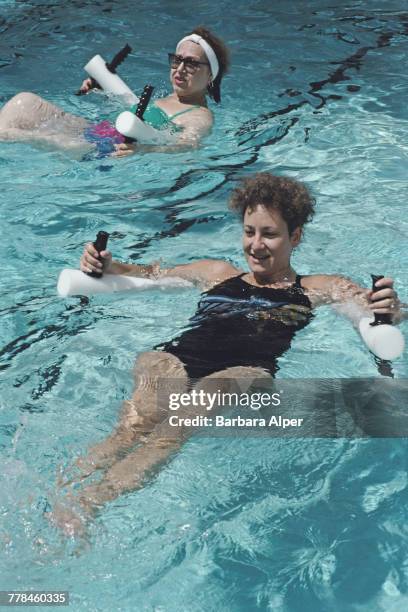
[109,260,127,275]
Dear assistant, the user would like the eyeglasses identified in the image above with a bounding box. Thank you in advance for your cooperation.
[168,53,209,74]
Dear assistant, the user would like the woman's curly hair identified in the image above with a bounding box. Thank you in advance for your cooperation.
[229,173,315,234]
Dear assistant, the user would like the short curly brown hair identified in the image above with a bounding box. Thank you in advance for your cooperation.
[229,173,315,234]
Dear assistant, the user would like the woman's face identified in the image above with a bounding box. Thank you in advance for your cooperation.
[170,41,211,98]
[242,205,301,279]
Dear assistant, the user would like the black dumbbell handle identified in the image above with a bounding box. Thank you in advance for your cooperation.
[86,231,110,278]
[107,44,132,73]
[370,274,392,326]
[124,84,154,143]
[76,44,132,95]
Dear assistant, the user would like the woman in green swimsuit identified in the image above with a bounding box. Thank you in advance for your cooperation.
[0,26,230,155]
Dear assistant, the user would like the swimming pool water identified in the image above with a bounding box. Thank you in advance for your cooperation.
[1,1,408,610]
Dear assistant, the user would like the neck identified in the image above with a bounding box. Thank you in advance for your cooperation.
[173,92,207,106]
[250,266,296,286]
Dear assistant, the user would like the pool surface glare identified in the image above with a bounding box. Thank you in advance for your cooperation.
[0,1,408,610]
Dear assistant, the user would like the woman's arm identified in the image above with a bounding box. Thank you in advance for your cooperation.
[80,242,239,286]
[174,107,213,144]
[303,274,403,324]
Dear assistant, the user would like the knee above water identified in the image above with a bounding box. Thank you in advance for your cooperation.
[134,351,164,372]
[8,91,41,108]
[133,350,187,382]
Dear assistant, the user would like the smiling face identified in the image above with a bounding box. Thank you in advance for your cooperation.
[242,205,302,281]
[170,41,211,99]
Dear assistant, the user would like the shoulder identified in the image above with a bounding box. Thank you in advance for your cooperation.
[190,106,213,120]
[176,106,213,129]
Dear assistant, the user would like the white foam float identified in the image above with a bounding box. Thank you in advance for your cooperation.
[115,111,178,145]
[84,54,138,103]
[57,269,193,298]
[359,317,405,360]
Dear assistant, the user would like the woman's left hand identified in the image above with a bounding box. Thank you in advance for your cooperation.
[112,142,137,157]
[368,277,401,322]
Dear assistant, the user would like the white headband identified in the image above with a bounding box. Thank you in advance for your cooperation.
[176,34,219,80]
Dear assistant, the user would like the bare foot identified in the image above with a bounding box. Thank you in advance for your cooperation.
[46,500,88,539]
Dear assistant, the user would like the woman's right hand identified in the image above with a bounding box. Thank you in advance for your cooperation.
[80,242,112,274]
[79,78,94,94]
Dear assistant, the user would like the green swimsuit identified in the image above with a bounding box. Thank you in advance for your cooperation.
[130,102,200,132]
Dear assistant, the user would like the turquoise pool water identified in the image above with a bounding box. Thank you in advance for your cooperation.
[1,1,408,610]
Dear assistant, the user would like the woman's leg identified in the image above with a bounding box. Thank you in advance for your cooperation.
[0,92,87,130]
[61,351,189,484]
[71,365,272,516]
[50,351,188,536]
[0,92,89,149]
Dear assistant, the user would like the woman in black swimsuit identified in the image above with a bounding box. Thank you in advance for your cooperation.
[53,172,402,535]
[156,272,313,379]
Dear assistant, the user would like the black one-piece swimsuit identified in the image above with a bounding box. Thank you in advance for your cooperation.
[157,273,313,379]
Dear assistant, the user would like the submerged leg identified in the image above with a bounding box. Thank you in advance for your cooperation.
[61,351,188,484]
[71,365,271,516]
